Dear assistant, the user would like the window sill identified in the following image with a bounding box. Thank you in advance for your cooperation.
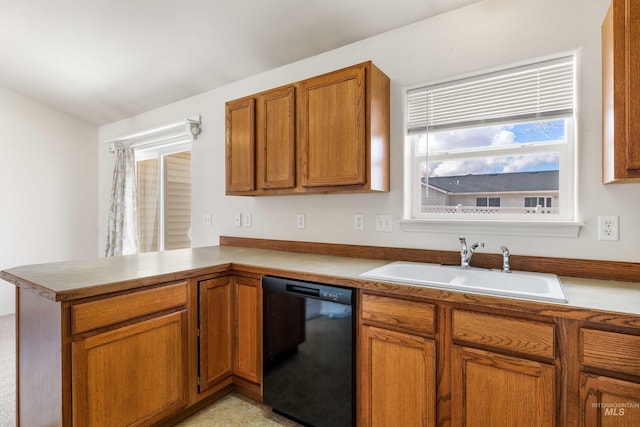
[399,219,583,238]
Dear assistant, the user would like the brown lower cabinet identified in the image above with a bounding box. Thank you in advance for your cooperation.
[69,281,190,427]
[580,328,640,426]
[72,310,189,426]
[450,309,556,426]
[359,325,436,426]
[198,276,233,392]
[197,274,262,399]
[358,292,640,427]
[359,293,437,426]
[451,346,555,427]
[15,273,263,426]
[14,268,640,427]
[233,276,262,390]
[359,292,559,427]
[581,374,640,426]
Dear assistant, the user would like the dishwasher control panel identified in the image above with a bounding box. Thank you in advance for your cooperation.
[263,275,353,305]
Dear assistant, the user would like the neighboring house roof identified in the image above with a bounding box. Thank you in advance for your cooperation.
[424,170,559,194]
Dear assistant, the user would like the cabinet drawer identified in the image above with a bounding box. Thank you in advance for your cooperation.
[581,328,640,376]
[71,281,188,335]
[452,310,555,359]
[361,293,435,335]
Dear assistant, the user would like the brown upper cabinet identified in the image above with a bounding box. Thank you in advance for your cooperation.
[602,0,640,183]
[226,98,256,193]
[225,61,390,195]
[256,85,297,191]
[298,62,389,192]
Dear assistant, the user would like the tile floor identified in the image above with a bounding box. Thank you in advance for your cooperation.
[177,393,300,426]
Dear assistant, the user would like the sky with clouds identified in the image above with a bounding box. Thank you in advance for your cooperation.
[422,120,564,177]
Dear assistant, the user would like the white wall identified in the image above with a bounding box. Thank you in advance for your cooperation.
[0,86,98,315]
[99,0,640,263]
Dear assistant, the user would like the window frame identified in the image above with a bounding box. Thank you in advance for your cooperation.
[409,121,575,221]
[406,54,578,224]
[524,196,553,208]
[135,141,191,252]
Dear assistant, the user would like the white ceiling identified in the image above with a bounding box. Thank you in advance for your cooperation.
[0,0,479,125]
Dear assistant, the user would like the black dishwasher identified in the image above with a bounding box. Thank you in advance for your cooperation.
[262,275,354,427]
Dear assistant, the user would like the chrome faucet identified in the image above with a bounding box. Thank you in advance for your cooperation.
[459,236,484,269]
[500,245,511,273]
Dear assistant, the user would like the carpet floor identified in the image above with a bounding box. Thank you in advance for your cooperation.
[0,314,15,427]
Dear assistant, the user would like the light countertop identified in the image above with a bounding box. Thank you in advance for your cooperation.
[2,245,640,323]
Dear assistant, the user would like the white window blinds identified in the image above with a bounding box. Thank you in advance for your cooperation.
[407,56,575,134]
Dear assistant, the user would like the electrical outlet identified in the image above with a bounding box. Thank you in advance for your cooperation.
[375,214,393,232]
[296,214,306,229]
[354,214,364,230]
[598,215,619,241]
[203,213,212,227]
[234,213,242,227]
[243,213,252,227]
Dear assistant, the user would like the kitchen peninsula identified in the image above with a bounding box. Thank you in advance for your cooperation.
[3,239,640,426]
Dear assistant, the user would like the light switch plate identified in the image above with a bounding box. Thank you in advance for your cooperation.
[243,213,252,227]
[375,214,393,232]
[234,213,242,227]
[296,214,306,229]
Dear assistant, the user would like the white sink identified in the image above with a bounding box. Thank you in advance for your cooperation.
[360,261,567,304]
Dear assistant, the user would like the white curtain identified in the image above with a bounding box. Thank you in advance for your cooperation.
[105,144,139,256]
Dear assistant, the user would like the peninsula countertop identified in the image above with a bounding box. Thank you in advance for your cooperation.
[2,245,640,324]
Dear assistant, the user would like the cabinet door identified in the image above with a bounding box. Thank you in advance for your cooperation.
[359,325,436,427]
[602,0,640,181]
[199,277,232,391]
[451,345,555,427]
[298,64,366,188]
[581,374,640,427]
[226,97,256,193]
[233,276,261,384]
[72,310,187,427]
[257,86,296,190]
[625,0,640,170]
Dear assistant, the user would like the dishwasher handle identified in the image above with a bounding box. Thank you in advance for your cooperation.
[286,284,320,298]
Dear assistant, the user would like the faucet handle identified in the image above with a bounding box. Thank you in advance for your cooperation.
[500,245,511,273]
[468,242,484,252]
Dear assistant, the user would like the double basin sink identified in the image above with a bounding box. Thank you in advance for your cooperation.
[360,261,567,304]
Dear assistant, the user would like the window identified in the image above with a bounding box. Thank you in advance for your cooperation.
[407,56,575,221]
[524,196,553,209]
[476,197,501,208]
[105,118,199,255]
[137,147,192,252]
